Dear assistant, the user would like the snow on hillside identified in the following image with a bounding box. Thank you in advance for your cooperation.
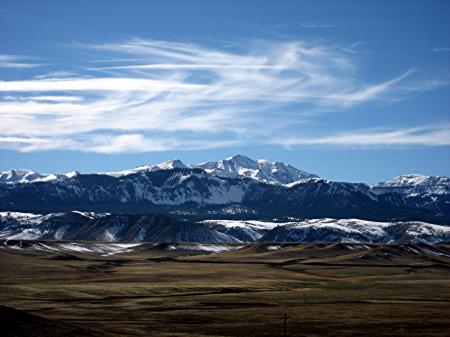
[167,244,243,253]
[201,219,280,230]
[1,212,449,244]
[200,219,282,241]
[259,218,450,243]
[0,241,141,256]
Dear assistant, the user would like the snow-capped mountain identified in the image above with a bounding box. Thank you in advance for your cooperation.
[0,155,448,224]
[1,211,449,244]
[195,154,318,184]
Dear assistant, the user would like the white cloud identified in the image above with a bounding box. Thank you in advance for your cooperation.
[0,39,447,153]
[87,134,241,154]
[271,125,450,148]
[25,96,84,102]
[323,70,415,107]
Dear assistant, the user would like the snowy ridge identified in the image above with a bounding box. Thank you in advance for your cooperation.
[104,159,187,177]
[372,174,450,196]
[260,218,450,244]
[1,211,449,244]
[202,218,450,244]
[0,169,46,184]
[0,169,79,184]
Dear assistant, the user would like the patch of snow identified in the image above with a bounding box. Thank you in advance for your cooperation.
[0,212,44,223]
[7,228,42,240]
[168,244,243,253]
[201,220,280,230]
[58,243,92,253]
[421,247,450,258]
[1,241,142,256]
[93,243,142,256]
[54,225,70,240]
[103,159,187,177]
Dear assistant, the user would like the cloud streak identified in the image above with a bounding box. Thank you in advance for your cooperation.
[432,47,450,52]
[271,125,450,148]
[0,55,41,69]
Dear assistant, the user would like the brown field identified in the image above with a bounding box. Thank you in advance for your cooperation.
[1,242,450,337]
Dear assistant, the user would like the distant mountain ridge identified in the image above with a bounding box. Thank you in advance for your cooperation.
[0,155,448,223]
[0,155,317,186]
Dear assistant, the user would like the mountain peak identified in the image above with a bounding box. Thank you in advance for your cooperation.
[226,154,253,161]
[196,155,318,184]
[223,154,259,169]
[65,171,80,178]
[157,159,187,170]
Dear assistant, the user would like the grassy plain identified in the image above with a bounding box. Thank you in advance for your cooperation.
[1,242,450,337]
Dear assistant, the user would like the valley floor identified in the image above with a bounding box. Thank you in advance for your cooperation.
[1,242,450,337]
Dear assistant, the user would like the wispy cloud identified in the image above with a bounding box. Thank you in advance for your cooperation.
[273,21,345,29]
[19,96,84,102]
[270,125,450,148]
[0,39,446,153]
[432,47,450,52]
[0,134,242,153]
[0,77,201,92]
[0,54,41,69]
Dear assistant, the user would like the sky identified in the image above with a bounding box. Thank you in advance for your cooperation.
[0,0,449,183]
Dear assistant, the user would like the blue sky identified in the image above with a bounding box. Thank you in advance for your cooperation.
[0,0,449,183]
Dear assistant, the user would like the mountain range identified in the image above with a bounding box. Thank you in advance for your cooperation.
[0,154,317,185]
[0,155,449,224]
